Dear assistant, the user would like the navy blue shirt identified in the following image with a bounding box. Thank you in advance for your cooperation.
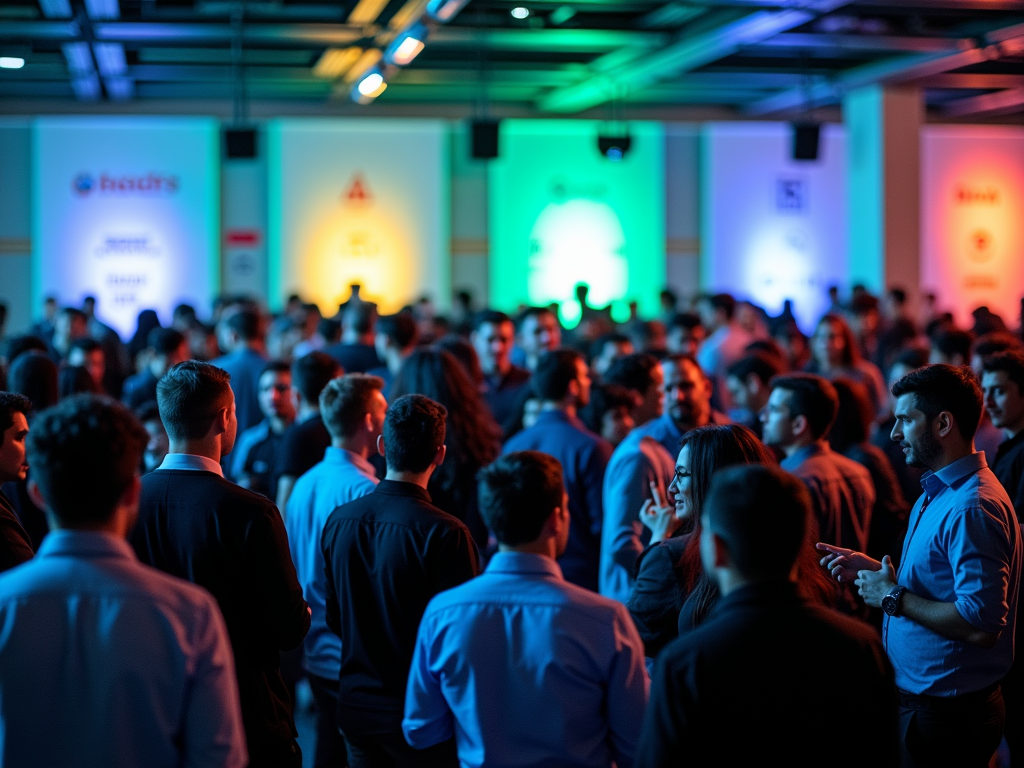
[483,365,532,434]
[324,342,381,374]
[503,410,613,591]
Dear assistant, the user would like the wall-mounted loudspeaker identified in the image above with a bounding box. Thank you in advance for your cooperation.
[224,128,257,159]
[471,119,500,160]
[791,123,820,162]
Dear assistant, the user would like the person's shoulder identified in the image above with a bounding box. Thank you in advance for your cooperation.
[831,450,873,481]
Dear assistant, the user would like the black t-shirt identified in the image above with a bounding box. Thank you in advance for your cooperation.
[274,414,331,484]
[243,430,286,500]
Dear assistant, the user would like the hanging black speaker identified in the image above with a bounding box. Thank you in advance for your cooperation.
[792,123,820,162]
[470,119,500,160]
[224,128,257,159]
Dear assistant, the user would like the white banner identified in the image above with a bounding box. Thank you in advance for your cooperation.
[33,117,220,338]
[268,119,449,314]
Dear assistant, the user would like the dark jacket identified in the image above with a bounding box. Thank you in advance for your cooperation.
[321,479,479,736]
[0,490,34,573]
[130,469,310,764]
[637,581,899,768]
[993,430,1024,518]
[627,534,690,658]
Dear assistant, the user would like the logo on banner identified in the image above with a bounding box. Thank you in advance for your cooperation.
[776,178,806,212]
[343,174,372,204]
[72,172,180,197]
[956,185,999,205]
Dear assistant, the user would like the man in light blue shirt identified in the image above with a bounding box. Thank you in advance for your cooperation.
[0,394,247,768]
[286,373,387,768]
[601,354,726,602]
[820,364,1022,768]
[404,451,648,767]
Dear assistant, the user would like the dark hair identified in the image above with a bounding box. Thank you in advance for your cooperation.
[377,312,418,349]
[744,338,786,361]
[259,359,291,378]
[26,394,147,526]
[58,365,99,399]
[727,352,785,387]
[770,373,840,440]
[157,361,233,442]
[891,363,983,441]
[436,335,485,388]
[893,347,929,372]
[8,351,58,414]
[973,332,1023,363]
[343,303,377,335]
[383,394,447,473]
[533,350,583,401]
[983,350,1024,393]
[889,288,908,306]
[134,400,161,423]
[590,333,630,361]
[604,353,659,394]
[69,337,101,355]
[516,306,556,329]
[581,383,637,435]
[473,310,513,333]
[478,451,564,546]
[173,304,197,325]
[668,312,702,332]
[226,308,261,341]
[292,351,341,405]
[701,293,736,320]
[0,391,32,436]
[813,313,862,368]
[148,327,186,356]
[704,464,812,580]
[850,293,879,316]
[321,374,385,439]
[57,307,87,324]
[2,335,49,365]
[317,318,342,344]
[932,329,973,362]
[829,377,874,453]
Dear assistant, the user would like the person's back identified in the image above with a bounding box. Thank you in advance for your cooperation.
[211,308,267,436]
[0,394,247,768]
[322,394,478,766]
[130,361,310,767]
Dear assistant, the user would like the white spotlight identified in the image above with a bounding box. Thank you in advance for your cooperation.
[0,57,25,69]
[511,6,530,19]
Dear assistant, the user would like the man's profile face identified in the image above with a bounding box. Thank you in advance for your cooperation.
[520,313,561,358]
[221,396,238,458]
[662,359,712,432]
[472,321,514,374]
[368,390,388,440]
[574,359,593,408]
[258,371,295,421]
[667,325,704,357]
[760,388,795,448]
[983,371,1024,433]
[726,375,751,412]
[890,393,942,469]
[0,412,29,484]
[143,418,169,474]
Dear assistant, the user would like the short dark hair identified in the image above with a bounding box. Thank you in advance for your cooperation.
[320,374,385,439]
[478,451,564,546]
[704,464,811,581]
[58,307,87,324]
[157,361,233,442]
[26,394,147,526]
[893,347,929,372]
[983,350,1024,395]
[591,333,630,361]
[69,337,101,355]
[727,352,785,387]
[604,353,659,394]
[0,391,31,437]
[377,312,418,349]
[829,377,874,453]
[517,306,556,328]
[383,394,447,473]
[668,312,702,332]
[148,327,186,356]
[533,350,583,401]
[2,335,48,365]
[473,310,513,333]
[260,359,291,378]
[292,351,341,405]
[770,373,839,440]
[343,303,377,335]
[581,384,637,435]
[134,400,161,423]
[58,365,98,399]
[7,351,58,413]
[317,318,342,344]
[973,332,1023,362]
[227,308,261,341]
[932,329,973,361]
[891,364,983,441]
[701,293,736,320]
[889,287,908,306]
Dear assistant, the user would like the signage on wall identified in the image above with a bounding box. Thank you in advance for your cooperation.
[33,117,220,338]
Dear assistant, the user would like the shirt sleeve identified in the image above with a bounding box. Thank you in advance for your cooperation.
[949,501,1018,634]
[402,608,455,749]
[182,594,249,768]
[605,606,650,768]
[604,448,658,576]
[583,439,613,542]
[626,543,682,657]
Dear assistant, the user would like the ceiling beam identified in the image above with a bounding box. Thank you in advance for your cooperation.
[943,87,1024,117]
[90,21,365,45]
[752,32,969,53]
[536,0,852,113]
[920,73,1024,89]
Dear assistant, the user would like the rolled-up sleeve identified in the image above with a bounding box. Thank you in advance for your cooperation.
[950,503,1016,634]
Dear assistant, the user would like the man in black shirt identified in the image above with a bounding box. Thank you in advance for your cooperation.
[321,394,479,767]
[472,311,532,434]
[0,392,34,572]
[230,360,295,498]
[637,464,898,768]
[122,328,189,410]
[325,303,382,374]
[273,352,341,513]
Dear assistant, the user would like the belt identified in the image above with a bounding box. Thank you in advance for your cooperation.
[898,682,1001,712]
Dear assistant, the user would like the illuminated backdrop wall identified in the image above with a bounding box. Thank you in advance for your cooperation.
[921,126,1024,329]
[33,117,219,337]
[268,119,449,314]
[489,121,665,326]
[702,123,848,332]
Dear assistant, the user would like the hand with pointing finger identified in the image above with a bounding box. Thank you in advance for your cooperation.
[639,481,679,545]
[815,543,882,584]
[855,556,897,608]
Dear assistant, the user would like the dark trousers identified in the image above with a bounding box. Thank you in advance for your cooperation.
[1004,660,1024,767]
[343,730,458,768]
[308,674,348,768]
[898,684,1004,768]
[248,737,303,768]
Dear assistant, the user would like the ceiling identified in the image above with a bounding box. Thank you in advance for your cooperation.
[1,0,1023,120]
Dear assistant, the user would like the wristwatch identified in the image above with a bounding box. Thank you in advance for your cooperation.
[881,585,907,617]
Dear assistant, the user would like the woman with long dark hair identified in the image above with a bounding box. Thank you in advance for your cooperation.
[806,313,888,420]
[391,347,502,549]
[627,424,836,657]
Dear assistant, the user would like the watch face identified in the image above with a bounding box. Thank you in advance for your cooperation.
[882,595,896,616]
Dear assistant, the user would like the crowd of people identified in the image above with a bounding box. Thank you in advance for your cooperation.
[0,282,1023,768]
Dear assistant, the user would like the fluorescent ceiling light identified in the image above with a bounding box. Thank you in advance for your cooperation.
[104,76,134,100]
[357,71,384,96]
[92,43,127,77]
[0,57,25,69]
[511,6,530,19]
[62,42,95,76]
[384,24,427,66]
[426,0,469,23]
[39,0,72,18]
[71,73,102,100]
[347,0,390,25]
[84,0,120,20]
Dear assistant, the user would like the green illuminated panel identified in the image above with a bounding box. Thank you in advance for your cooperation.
[489,120,664,327]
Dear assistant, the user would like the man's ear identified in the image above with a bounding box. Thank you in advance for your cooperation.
[27,479,47,511]
[376,434,386,457]
[712,531,731,569]
[213,406,230,437]
[432,443,447,468]
[935,411,956,439]
[791,413,809,439]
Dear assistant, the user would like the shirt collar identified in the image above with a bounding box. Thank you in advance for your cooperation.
[156,453,224,477]
[324,446,377,478]
[781,442,827,469]
[36,529,137,561]
[921,451,987,499]
[485,551,564,580]
[375,479,432,503]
